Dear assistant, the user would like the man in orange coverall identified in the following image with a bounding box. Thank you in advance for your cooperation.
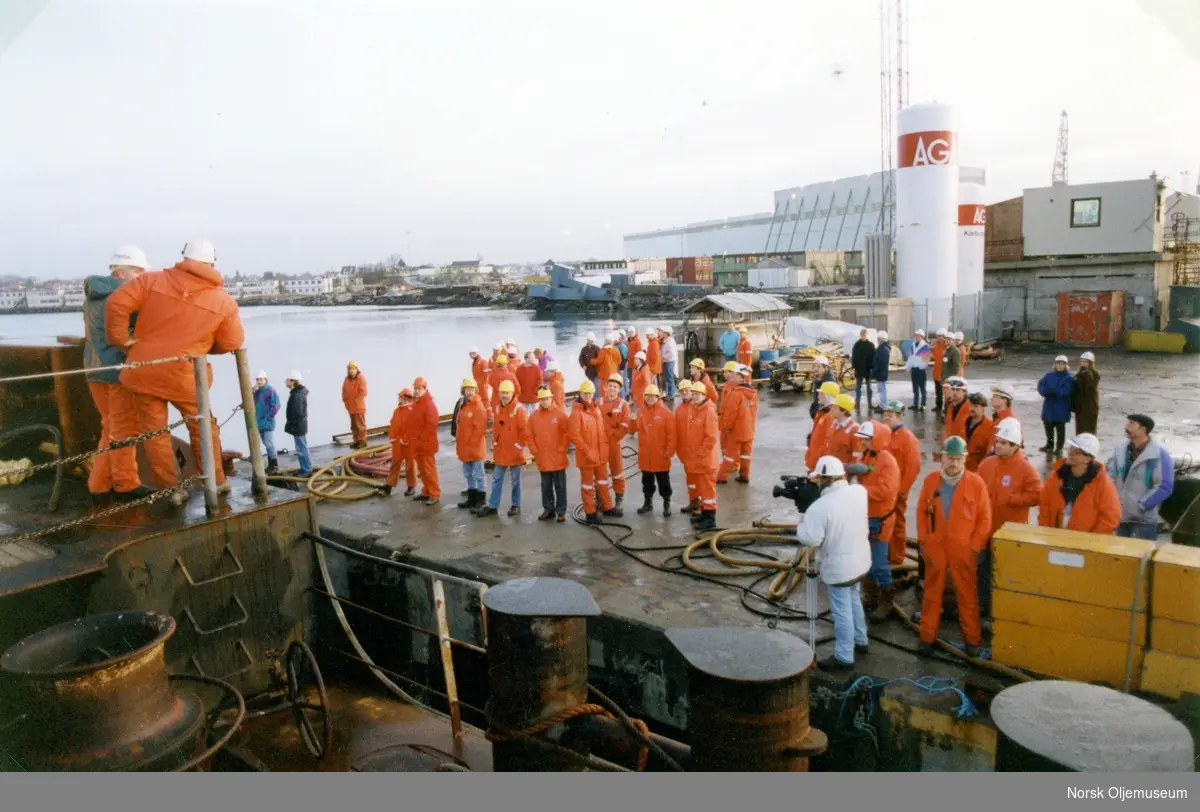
[476,379,527,518]
[601,373,631,509]
[105,239,243,504]
[469,347,491,407]
[568,379,617,523]
[880,400,920,568]
[964,392,995,472]
[454,378,489,511]
[717,364,758,484]
[854,420,901,620]
[629,383,676,517]
[975,417,1042,616]
[527,386,570,522]
[915,435,992,658]
[342,361,369,448]
[1037,432,1121,535]
[825,394,861,465]
[487,354,519,417]
[805,381,842,472]
[379,388,415,496]
[680,379,720,531]
[736,326,753,367]
[409,376,441,505]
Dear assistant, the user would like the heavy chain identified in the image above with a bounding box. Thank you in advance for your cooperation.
[0,353,197,385]
[4,416,196,478]
[0,475,206,545]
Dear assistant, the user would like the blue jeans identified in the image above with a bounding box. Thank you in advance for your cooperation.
[910,367,927,407]
[462,460,485,492]
[869,522,892,588]
[826,581,868,665]
[875,380,887,405]
[259,428,276,461]
[292,434,312,475]
[488,465,522,509]
[662,361,677,397]
[1117,521,1158,541]
[541,469,567,516]
[855,375,872,407]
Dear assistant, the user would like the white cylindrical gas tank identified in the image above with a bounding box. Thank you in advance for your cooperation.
[895,102,959,330]
[958,182,986,296]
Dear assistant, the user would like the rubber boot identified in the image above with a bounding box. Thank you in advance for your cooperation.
[693,510,717,532]
[457,489,477,509]
[475,505,499,518]
[603,506,624,518]
[615,493,624,509]
[872,587,895,622]
[680,499,699,514]
[379,485,393,496]
[861,579,880,611]
[662,498,671,517]
[585,512,601,525]
[266,459,279,475]
[636,497,654,515]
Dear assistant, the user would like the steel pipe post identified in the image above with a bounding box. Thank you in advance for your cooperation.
[234,349,268,497]
[482,577,601,771]
[192,356,220,515]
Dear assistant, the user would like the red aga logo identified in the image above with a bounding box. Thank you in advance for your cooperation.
[958,204,987,226]
[898,130,955,168]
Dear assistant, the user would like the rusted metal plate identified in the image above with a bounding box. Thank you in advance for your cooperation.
[665,627,814,682]
[482,577,601,618]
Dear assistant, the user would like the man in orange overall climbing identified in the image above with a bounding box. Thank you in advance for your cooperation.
[342,361,369,448]
[915,435,992,658]
[880,400,920,569]
[681,379,720,531]
[454,379,488,511]
[601,373,631,509]
[717,364,758,484]
[854,420,901,620]
[105,239,243,503]
[409,376,441,505]
[380,388,415,496]
[569,379,618,523]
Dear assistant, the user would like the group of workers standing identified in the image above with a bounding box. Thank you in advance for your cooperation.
[797,331,1178,672]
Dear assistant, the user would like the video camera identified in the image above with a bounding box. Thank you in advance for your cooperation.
[772,475,823,514]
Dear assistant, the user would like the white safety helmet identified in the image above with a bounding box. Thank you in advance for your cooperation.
[813,355,829,366]
[992,384,1014,401]
[811,456,846,477]
[947,376,968,390]
[635,351,647,361]
[287,370,302,381]
[182,239,216,264]
[662,325,674,335]
[936,328,947,337]
[627,326,638,334]
[914,328,926,337]
[110,244,149,270]
[546,360,560,372]
[470,346,480,355]
[877,331,889,340]
[856,421,876,439]
[994,417,1023,446]
[256,369,268,379]
[586,332,596,342]
[953,331,964,341]
[644,325,655,334]
[1054,354,1069,363]
[1067,433,1100,458]
[1080,351,1095,362]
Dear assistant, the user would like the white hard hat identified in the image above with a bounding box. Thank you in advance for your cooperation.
[644,325,655,333]
[287,370,302,381]
[470,346,480,355]
[662,326,673,334]
[495,342,504,350]
[995,417,1022,446]
[617,330,626,338]
[936,328,947,337]
[635,351,646,361]
[628,325,638,333]
[856,421,876,439]
[1067,433,1100,458]
[813,355,829,366]
[546,360,559,371]
[914,328,926,337]
[738,364,753,376]
[110,244,148,270]
[811,456,846,477]
[606,332,617,343]
[953,331,964,341]
[947,376,968,389]
[877,331,889,340]
[1054,354,1068,363]
[586,332,596,341]
[1080,351,1095,362]
[991,384,1014,400]
[182,239,216,264]
[257,370,268,379]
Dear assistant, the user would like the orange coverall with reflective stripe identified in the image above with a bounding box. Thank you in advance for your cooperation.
[601,395,631,495]
[410,391,441,499]
[887,424,921,564]
[717,383,758,482]
[568,399,612,514]
[387,402,416,489]
[679,399,719,512]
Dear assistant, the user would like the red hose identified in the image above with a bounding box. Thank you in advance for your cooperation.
[346,449,400,480]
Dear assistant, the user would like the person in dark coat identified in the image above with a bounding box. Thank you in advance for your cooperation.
[809,356,837,419]
[1072,351,1101,435]
[851,329,876,410]
[283,370,312,476]
[578,332,601,389]
[1036,355,1075,456]
[870,332,892,412]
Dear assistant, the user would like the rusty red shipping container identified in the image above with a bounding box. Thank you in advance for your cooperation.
[1056,291,1125,347]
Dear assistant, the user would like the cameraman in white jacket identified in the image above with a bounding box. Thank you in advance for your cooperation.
[795,456,873,671]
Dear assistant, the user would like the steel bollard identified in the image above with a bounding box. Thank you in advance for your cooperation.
[192,356,220,516]
[666,627,827,771]
[234,349,268,497]
[482,577,601,771]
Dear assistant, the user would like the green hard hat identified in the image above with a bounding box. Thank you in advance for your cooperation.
[883,400,905,414]
[942,436,968,456]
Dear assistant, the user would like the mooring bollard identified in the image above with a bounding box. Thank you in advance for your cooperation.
[666,627,828,771]
[482,577,601,771]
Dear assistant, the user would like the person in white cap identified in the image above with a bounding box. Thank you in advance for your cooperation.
[905,328,930,411]
[976,417,1042,616]
[83,245,152,500]
[283,371,312,476]
[869,331,891,412]
[990,384,1016,424]
[579,332,601,389]
[1073,350,1100,435]
[624,327,643,396]
[1038,433,1121,535]
[659,326,679,398]
[794,455,872,672]
[931,328,950,412]
[645,327,663,390]
[941,328,964,386]
[809,355,837,419]
[1036,355,1075,456]
[253,370,282,474]
[105,238,243,502]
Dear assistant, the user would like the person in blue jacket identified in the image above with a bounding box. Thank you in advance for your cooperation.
[1036,354,1075,456]
[253,370,281,474]
[719,326,740,363]
[869,331,892,412]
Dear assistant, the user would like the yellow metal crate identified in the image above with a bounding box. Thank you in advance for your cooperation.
[991,619,1143,689]
[991,589,1146,645]
[1140,650,1200,700]
[991,523,1155,611]
[1149,617,1200,659]
[1151,544,1200,625]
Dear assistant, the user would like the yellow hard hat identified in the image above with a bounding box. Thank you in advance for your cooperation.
[678,380,694,393]
[689,358,705,369]
[607,373,624,385]
[347,360,358,368]
[537,387,552,399]
[496,354,508,365]
[723,361,738,372]
[819,381,841,397]
[461,378,477,389]
[578,379,596,394]
[737,326,747,333]
[644,384,661,397]
[834,394,856,412]
[499,380,515,393]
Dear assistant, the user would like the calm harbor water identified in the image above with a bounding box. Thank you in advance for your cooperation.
[1,305,678,453]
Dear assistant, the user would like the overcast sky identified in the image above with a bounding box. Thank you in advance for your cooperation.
[1,0,1198,278]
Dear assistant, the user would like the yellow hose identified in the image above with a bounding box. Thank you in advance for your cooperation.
[269,443,393,502]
